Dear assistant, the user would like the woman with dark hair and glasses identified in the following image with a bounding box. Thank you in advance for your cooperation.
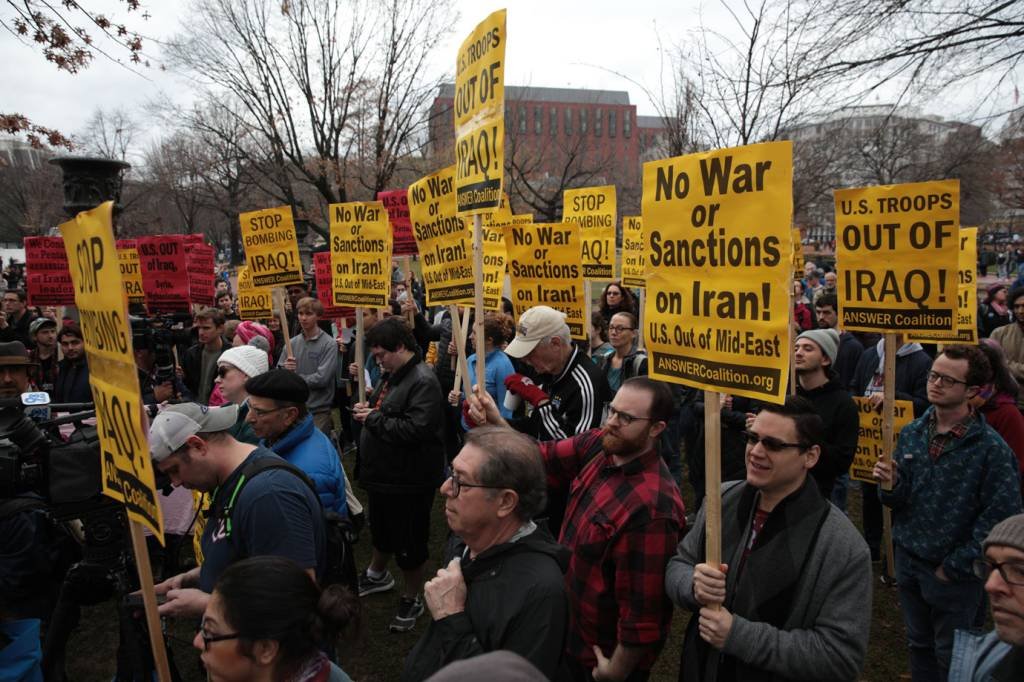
[597,281,637,323]
[195,555,359,682]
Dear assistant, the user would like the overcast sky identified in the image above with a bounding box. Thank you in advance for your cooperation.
[2,0,1018,152]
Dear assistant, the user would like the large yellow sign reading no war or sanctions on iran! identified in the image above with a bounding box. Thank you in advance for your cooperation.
[408,165,475,306]
[835,179,959,334]
[454,9,505,214]
[330,202,392,308]
[504,222,587,340]
[60,201,164,541]
[238,205,304,288]
[642,141,793,404]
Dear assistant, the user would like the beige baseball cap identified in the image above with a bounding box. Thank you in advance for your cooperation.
[505,306,569,358]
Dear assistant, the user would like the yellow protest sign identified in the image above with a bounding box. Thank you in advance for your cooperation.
[564,185,616,280]
[480,221,508,311]
[409,166,475,306]
[330,202,391,307]
[850,397,914,483]
[236,266,272,320]
[791,228,804,273]
[60,202,164,541]
[505,222,586,339]
[642,141,793,403]
[116,239,145,306]
[622,215,645,289]
[835,180,959,334]
[239,205,304,287]
[454,9,506,214]
[907,227,978,344]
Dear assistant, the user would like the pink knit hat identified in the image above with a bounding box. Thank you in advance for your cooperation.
[234,321,275,356]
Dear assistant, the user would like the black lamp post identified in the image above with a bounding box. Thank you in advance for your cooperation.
[48,156,131,229]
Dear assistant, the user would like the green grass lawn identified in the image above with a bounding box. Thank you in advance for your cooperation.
[63,459,911,681]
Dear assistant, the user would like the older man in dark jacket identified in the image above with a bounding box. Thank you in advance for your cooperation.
[352,317,445,634]
[402,426,569,681]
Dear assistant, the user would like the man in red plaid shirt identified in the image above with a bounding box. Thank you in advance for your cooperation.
[469,376,685,681]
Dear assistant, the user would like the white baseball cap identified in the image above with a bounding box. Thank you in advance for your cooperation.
[149,403,238,462]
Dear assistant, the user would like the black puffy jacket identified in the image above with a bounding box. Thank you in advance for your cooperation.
[402,525,570,681]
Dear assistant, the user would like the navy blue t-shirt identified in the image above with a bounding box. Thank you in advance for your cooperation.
[199,447,326,594]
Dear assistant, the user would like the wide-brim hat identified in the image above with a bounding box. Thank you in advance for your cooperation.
[0,341,37,367]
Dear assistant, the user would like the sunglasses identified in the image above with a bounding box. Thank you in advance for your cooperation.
[743,430,809,453]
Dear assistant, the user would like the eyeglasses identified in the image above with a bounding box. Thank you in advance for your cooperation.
[973,559,1024,586]
[608,325,635,333]
[199,628,241,651]
[743,430,808,453]
[447,472,506,498]
[216,367,232,378]
[926,370,968,388]
[606,405,652,426]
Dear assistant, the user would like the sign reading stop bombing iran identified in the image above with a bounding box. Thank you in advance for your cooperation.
[239,206,304,287]
[621,216,645,289]
[850,397,913,483]
[835,179,959,334]
[236,266,272,320]
[642,141,793,404]
[454,9,506,214]
[60,202,164,541]
[408,166,475,306]
[563,185,615,280]
[330,202,391,307]
[505,222,586,340]
[907,227,978,344]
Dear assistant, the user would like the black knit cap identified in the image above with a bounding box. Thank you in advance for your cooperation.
[244,368,310,404]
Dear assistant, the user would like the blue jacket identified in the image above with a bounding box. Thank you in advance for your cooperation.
[262,414,348,517]
[949,629,1022,681]
[459,349,515,429]
[880,408,1023,580]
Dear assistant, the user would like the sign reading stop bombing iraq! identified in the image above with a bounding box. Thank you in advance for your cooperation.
[239,206,304,288]
[563,185,616,280]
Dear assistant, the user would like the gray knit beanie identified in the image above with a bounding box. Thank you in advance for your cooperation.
[796,328,840,365]
[984,513,1024,554]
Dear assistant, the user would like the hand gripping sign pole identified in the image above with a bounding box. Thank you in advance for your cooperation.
[704,390,723,608]
[881,333,897,579]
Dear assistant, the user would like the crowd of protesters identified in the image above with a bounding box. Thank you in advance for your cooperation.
[4,256,1024,682]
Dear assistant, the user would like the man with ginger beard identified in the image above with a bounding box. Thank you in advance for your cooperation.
[467,376,685,681]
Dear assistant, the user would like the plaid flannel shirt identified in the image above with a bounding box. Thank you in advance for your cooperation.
[539,428,686,671]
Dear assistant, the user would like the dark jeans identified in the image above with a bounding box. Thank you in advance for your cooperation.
[894,547,983,682]
[862,482,883,553]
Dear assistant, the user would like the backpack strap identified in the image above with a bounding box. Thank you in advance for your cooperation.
[215,457,319,538]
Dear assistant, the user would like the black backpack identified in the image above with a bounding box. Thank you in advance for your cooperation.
[214,457,357,592]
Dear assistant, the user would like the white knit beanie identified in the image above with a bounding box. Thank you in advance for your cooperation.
[217,345,269,379]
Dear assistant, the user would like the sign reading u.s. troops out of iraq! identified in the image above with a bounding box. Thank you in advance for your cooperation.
[563,185,616,280]
[907,227,977,344]
[504,222,587,340]
[621,216,645,289]
[834,179,959,334]
[454,9,506,214]
[408,166,475,306]
[236,266,272,320]
[238,206,304,288]
[330,202,391,308]
[116,239,146,306]
[642,141,793,404]
[60,201,164,541]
